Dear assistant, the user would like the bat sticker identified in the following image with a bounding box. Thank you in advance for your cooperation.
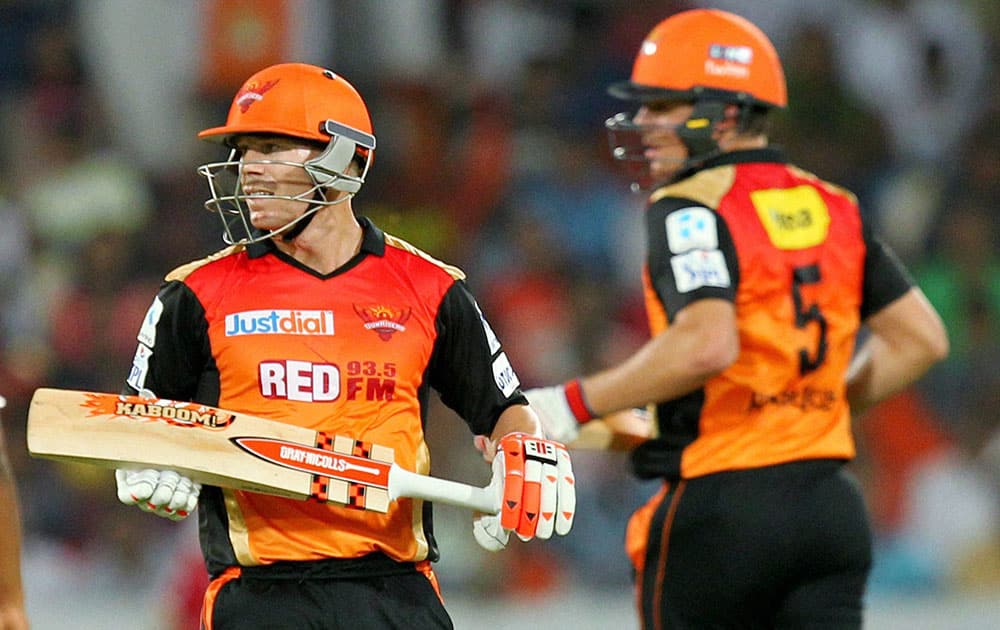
[230,437,391,487]
[83,393,235,430]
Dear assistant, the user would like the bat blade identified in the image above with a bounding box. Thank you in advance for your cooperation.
[27,388,499,514]
[28,388,318,500]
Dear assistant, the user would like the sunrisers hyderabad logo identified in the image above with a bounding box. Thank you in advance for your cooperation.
[235,79,280,113]
[353,304,412,341]
[82,393,235,430]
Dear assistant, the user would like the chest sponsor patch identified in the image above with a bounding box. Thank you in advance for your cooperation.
[670,249,731,293]
[224,309,335,336]
[750,185,830,250]
[665,207,718,254]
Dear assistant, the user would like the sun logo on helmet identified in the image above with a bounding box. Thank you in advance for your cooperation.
[235,79,280,113]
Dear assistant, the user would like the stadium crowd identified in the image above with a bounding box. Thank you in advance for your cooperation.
[0,1,997,627]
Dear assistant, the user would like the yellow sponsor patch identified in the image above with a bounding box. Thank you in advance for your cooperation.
[751,186,830,250]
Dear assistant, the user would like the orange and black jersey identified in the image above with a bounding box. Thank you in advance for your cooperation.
[124,217,525,575]
[632,148,913,480]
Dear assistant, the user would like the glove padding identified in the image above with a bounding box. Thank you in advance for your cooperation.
[483,432,576,548]
[523,383,592,443]
[472,436,508,552]
[472,511,510,552]
[116,468,200,521]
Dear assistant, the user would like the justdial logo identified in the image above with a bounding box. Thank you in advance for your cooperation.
[224,309,335,336]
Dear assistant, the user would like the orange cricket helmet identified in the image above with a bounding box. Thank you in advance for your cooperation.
[604,10,786,190]
[199,62,375,147]
[196,63,377,245]
[608,9,787,109]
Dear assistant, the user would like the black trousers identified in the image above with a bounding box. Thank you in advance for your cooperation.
[204,565,453,629]
[636,460,872,629]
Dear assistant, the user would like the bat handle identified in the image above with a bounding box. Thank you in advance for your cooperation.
[387,465,501,514]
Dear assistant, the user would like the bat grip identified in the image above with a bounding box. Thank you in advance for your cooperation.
[388,465,501,514]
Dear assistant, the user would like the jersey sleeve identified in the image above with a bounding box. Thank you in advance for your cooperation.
[123,279,212,401]
[859,217,914,320]
[427,281,527,436]
[646,197,739,318]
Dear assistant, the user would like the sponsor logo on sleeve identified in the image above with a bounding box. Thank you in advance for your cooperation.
[670,250,731,293]
[473,300,502,355]
[138,296,163,347]
[126,343,152,391]
[492,352,520,397]
[665,207,718,254]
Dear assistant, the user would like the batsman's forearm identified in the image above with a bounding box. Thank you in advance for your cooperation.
[847,289,949,414]
[583,327,731,416]
[846,336,936,414]
[491,403,542,440]
[581,299,738,417]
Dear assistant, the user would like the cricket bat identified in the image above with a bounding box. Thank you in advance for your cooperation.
[26,388,501,514]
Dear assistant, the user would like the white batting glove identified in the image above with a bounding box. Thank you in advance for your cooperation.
[469,445,519,552]
[116,468,200,521]
[472,512,510,552]
[523,380,594,443]
[472,436,508,552]
[471,433,576,552]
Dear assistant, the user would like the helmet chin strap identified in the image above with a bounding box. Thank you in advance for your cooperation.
[280,188,328,242]
[677,100,728,167]
[280,207,316,242]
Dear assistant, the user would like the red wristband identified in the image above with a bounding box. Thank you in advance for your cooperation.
[563,379,594,423]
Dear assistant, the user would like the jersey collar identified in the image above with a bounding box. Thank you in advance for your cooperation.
[357,216,386,256]
[671,147,787,183]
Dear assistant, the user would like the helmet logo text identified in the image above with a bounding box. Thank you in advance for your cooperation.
[705,44,753,80]
[709,44,753,65]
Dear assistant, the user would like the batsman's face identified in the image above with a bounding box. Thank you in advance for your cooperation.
[233,136,322,231]
[632,101,694,180]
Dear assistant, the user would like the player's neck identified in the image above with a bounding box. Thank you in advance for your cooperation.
[718,134,768,152]
[273,207,363,274]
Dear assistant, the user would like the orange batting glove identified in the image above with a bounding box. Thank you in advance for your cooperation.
[497,432,575,541]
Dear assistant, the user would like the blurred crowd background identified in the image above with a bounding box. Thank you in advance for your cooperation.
[0,1,997,628]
